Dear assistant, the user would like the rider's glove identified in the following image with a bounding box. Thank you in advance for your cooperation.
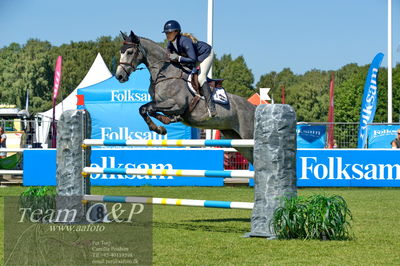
[169,53,180,62]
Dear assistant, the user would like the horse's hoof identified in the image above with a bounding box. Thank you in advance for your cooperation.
[157,126,167,135]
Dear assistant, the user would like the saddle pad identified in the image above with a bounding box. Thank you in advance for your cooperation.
[187,74,229,105]
[212,87,229,105]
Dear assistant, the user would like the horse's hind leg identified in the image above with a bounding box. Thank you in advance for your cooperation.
[220,129,254,164]
[226,117,255,164]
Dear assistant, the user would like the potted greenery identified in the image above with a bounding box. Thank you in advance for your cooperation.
[19,186,56,222]
[271,194,353,240]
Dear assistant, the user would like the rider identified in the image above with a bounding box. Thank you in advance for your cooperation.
[163,20,217,117]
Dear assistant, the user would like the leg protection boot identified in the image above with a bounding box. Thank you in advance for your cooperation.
[201,83,217,117]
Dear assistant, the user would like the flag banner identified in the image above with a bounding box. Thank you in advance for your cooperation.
[52,56,62,101]
[327,72,335,148]
[357,53,384,148]
[51,56,62,148]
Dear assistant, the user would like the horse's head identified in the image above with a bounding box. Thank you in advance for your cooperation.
[116,31,145,82]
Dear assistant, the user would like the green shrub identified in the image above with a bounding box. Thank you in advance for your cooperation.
[19,187,56,222]
[272,194,353,240]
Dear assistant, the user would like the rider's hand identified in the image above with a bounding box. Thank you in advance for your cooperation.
[169,53,179,62]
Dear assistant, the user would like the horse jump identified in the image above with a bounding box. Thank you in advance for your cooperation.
[56,104,297,239]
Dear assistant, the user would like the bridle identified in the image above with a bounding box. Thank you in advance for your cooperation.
[118,41,146,75]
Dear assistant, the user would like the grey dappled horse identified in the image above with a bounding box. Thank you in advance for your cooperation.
[116,31,256,163]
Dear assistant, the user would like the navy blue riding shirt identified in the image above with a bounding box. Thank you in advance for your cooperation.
[167,35,211,66]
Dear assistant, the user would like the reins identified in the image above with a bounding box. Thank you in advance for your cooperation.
[154,69,185,85]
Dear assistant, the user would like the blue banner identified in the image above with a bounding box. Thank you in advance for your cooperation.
[367,125,400,148]
[357,53,384,148]
[23,149,56,186]
[296,125,326,148]
[23,149,224,186]
[297,149,400,187]
[24,148,400,187]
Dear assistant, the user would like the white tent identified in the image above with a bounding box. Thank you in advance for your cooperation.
[36,53,112,147]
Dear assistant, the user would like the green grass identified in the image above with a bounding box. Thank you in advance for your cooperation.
[1,186,400,265]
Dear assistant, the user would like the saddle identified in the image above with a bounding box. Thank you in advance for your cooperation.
[190,72,224,93]
[188,70,226,112]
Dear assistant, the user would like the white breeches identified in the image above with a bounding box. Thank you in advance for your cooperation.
[197,49,214,86]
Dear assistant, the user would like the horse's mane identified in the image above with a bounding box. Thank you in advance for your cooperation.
[138,36,168,54]
[138,36,190,74]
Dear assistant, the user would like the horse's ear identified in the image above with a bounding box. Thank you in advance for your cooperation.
[120,31,128,40]
[130,30,140,44]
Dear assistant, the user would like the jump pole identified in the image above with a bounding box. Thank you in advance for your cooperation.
[83,195,254,210]
[82,167,254,178]
[82,139,254,148]
[56,104,297,239]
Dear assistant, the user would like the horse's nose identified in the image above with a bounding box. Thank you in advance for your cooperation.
[117,74,123,81]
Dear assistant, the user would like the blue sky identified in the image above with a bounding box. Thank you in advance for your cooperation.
[0,0,398,83]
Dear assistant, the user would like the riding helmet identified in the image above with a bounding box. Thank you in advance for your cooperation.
[162,20,181,33]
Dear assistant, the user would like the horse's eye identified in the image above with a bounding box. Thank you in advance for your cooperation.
[127,50,133,55]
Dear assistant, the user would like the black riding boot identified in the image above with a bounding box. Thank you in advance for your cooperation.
[201,83,217,117]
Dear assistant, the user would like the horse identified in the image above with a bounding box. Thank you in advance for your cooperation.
[115,31,256,163]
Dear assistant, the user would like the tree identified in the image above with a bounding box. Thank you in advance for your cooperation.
[0,40,54,113]
[332,64,363,122]
[96,36,121,73]
[256,71,278,92]
[20,39,53,113]
[286,70,330,122]
[213,54,255,97]
[0,43,22,105]
[256,68,297,103]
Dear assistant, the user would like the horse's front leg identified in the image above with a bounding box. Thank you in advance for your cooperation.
[150,112,183,124]
[148,98,184,124]
[139,102,167,135]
